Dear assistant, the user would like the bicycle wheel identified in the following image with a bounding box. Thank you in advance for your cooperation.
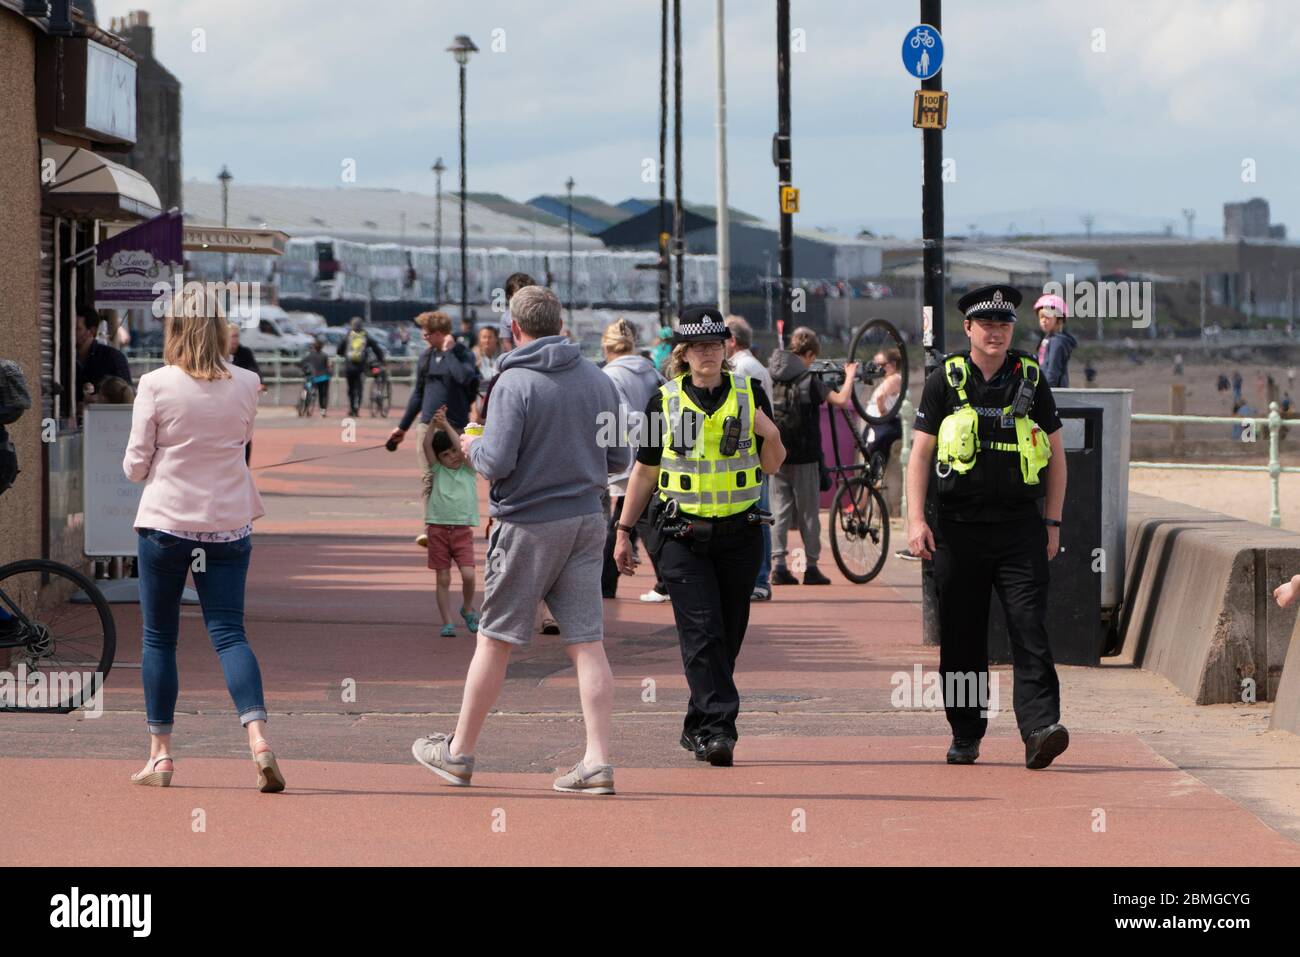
[848,318,908,425]
[0,560,115,713]
[829,477,890,584]
[296,388,311,417]
[378,379,392,418]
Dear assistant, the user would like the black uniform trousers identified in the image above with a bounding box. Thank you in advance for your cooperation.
[657,521,762,743]
[933,513,1060,741]
[344,364,365,415]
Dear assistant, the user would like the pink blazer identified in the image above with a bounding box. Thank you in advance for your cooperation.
[123,362,266,531]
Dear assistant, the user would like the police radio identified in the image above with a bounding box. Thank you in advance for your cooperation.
[1010,361,1039,418]
[718,415,742,456]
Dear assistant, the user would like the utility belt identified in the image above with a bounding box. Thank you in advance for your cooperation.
[654,497,771,549]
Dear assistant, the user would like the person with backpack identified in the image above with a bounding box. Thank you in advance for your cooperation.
[766,327,858,586]
[336,316,386,417]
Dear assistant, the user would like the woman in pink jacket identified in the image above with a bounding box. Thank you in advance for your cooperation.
[123,289,284,792]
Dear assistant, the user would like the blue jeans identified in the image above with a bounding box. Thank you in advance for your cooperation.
[755,478,772,589]
[137,530,267,734]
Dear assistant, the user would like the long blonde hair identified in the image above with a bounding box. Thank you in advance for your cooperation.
[665,342,733,380]
[164,285,231,380]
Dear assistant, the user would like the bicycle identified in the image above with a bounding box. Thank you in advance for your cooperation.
[297,374,329,417]
[808,319,909,584]
[0,559,115,713]
[368,363,392,418]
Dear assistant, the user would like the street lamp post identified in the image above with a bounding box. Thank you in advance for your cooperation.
[565,177,575,325]
[447,34,478,324]
[432,157,445,304]
[774,0,793,341]
[217,165,232,282]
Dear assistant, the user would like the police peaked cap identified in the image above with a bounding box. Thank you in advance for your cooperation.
[957,284,1021,323]
[672,306,733,344]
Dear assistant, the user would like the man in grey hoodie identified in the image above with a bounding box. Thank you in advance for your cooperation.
[411,285,630,796]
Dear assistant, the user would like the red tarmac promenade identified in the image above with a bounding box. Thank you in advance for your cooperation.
[4,408,1299,866]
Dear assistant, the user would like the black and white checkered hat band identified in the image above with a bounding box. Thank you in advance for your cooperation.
[964,300,1016,316]
[675,320,729,338]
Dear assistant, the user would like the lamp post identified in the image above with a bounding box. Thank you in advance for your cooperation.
[432,157,446,304]
[565,176,575,325]
[217,165,232,282]
[447,34,478,324]
[774,0,792,340]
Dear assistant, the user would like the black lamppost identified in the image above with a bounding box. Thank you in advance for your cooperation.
[432,157,446,304]
[447,35,478,324]
[217,164,232,281]
[565,176,575,324]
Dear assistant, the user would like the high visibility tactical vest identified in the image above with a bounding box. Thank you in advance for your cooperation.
[933,351,1052,504]
[346,330,368,364]
[658,372,763,518]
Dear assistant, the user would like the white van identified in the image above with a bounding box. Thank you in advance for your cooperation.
[232,304,315,356]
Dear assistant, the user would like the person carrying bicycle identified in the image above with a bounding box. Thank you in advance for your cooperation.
[300,338,331,416]
[766,328,857,586]
[613,307,786,767]
[906,284,1070,771]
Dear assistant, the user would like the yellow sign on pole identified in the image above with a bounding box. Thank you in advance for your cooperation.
[913,90,949,129]
[780,185,800,214]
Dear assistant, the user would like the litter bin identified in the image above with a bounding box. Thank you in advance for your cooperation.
[989,405,1103,666]
[1056,388,1132,654]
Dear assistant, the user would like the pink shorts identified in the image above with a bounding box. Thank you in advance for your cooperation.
[426,524,475,570]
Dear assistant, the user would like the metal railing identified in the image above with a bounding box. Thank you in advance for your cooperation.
[1130,402,1298,527]
[127,354,420,406]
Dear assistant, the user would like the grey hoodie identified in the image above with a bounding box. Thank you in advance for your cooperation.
[469,335,630,523]
[603,354,664,490]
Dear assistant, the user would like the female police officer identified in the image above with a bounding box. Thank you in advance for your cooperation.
[906,284,1070,771]
[613,307,786,767]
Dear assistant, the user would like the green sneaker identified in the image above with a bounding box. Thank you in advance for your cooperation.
[461,607,479,632]
[439,623,456,637]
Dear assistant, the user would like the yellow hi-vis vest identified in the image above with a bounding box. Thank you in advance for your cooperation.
[658,372,763,518]
[935,354,1052,485]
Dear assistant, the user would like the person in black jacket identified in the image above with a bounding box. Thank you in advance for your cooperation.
[75,305,132,402]
[337,316,386,416]
[226,322,265,464]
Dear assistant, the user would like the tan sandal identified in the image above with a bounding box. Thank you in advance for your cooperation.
[130,754,174,787]
[252,738,285,793]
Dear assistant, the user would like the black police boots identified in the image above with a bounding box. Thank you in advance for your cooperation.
[704,736,735,767]
[1025,723,1070,770]
[679,731,706,761]
[946,737,981,765]
[802,564,831,585]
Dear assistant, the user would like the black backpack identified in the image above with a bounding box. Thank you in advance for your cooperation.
[770,370,821,462]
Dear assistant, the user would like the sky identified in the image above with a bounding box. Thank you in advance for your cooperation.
[95,0,1300,239]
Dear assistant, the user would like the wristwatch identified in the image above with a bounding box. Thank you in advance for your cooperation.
[617,523,636,534]
[1043,518,1062,527]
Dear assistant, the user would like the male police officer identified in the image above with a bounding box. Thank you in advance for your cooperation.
[906,284,1070,770]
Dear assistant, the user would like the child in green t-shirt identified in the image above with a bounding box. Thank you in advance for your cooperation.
[422,408,480,637]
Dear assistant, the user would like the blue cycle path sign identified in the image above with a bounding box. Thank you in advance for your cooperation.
[902,24,943,80]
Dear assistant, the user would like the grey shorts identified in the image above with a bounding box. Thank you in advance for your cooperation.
[478,512,607,647]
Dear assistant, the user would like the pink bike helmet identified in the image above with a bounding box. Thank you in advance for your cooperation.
[1033,293,1068,318]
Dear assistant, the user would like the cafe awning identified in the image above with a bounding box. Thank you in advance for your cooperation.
[40,140,162,220]
[101,222,290,256]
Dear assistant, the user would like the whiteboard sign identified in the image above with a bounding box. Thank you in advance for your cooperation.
[82,404,143,557]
